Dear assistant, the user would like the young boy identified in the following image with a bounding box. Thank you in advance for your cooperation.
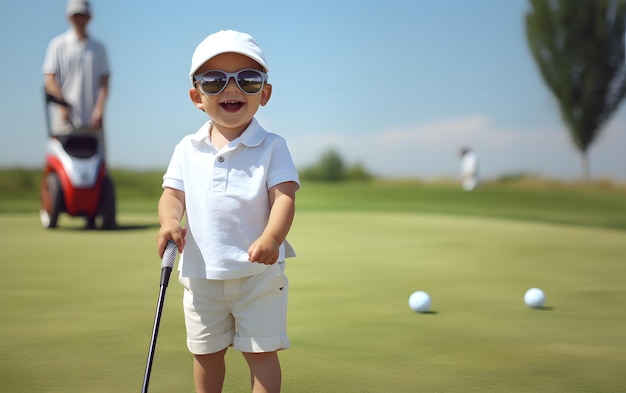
[156,30,300,393]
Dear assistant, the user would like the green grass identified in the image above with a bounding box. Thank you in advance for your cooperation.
[284,211,626,392]
[296,180,626,230]
[3,168,626,230]
[1,172,626,391]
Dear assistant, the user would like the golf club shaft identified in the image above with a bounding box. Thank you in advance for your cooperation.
[141,241,177,393]
[141,277,170,393]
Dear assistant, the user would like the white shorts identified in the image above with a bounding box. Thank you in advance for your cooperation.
[178,262,289,355]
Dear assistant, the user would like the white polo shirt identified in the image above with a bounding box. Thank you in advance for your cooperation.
[461,151,477,177]
[43,29,109,130]
[163,118,300,280]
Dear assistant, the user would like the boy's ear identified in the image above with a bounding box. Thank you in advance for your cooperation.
[260,84,272,106]
[189,88,205,110]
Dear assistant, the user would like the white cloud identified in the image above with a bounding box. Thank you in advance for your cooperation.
[288,115,626,181]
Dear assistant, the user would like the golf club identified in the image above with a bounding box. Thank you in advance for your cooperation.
[141,240,177,393]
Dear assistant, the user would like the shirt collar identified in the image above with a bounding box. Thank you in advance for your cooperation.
[191,118,267,147]
[66,28,88,43]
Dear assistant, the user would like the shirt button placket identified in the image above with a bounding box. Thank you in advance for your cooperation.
[212,155,228,192]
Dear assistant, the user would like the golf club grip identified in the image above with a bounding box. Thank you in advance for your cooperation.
[159,241,177,287]
[161,240,177,269]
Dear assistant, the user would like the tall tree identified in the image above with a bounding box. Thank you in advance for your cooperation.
[526,0,626,180]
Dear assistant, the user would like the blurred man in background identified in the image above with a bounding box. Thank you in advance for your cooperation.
[43,0,110,155]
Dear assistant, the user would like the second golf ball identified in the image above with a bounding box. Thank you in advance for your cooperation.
[524,288,546,308]
[408,291,431,313]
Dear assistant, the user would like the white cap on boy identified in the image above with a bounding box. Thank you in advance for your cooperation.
[189,30,269,84]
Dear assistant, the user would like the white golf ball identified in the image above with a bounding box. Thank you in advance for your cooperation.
[408,291,431,313]
[524,288,546,308]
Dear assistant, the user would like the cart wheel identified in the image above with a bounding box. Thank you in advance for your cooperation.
[98,175,117,230]
[40,172,64,229]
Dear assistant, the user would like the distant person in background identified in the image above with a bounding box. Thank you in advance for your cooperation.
[43,0,110,154]
[459,146,479,191]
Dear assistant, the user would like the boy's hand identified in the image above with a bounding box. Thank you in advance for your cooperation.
[157,219,186,258]
[157,187,186,258]
[248,234,280,265]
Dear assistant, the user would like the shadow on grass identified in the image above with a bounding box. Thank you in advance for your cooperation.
[415,310,439,315]
[531,306,555,311]
[108,223,160,231]
[50,223,160,232]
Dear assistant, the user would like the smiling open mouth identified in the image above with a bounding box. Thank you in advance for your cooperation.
[221,100,244,112]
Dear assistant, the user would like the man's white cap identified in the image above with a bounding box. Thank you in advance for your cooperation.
[189,30,269,84]
[66,0,90,16]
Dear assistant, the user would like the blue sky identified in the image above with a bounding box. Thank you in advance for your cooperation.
[1,0,625,181]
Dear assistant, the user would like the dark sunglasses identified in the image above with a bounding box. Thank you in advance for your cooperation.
[193,69,268,95]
